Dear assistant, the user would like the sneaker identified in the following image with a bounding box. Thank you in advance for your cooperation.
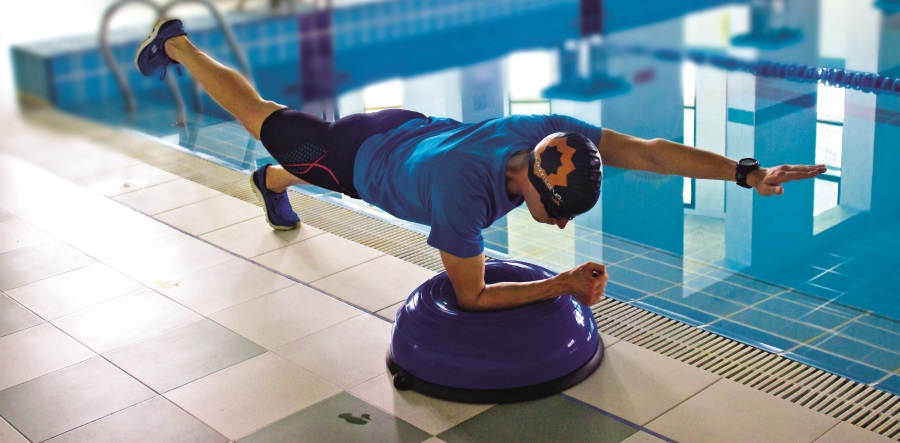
[134,18,187,80]
[250,164,301,231]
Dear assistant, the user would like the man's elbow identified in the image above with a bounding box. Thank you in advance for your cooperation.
[455,289,484,311]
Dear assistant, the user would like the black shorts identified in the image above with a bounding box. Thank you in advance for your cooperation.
[259,108,426,198]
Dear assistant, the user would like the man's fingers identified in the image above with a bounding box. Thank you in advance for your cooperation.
[767,165,826,185]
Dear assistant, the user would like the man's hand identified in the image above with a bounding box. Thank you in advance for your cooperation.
[560,262,608,306]
[749,164,827,196]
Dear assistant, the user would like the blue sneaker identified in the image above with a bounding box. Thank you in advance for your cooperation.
[250,165,301,231]
[134,18,187,80]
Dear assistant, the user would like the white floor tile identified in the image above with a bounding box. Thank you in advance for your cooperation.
[311,255,436,312]
[164,352,341,440]
[113,178,221,215]
[210,284,362,349]
[0,416,28,443]
[52,289,202,354]
[105,235,234,288]
[21,196,186,262]
[76,163,180,197]
[254,233,384,282]
[156,258,295,316]
[814,422,896,443]
[0,218,54,254]
[620,431,669,443]
[564,340,720,426]
[155,195,261,236]
[276,314,393,389]
[5,263,146,320]
[376,301,405,322]
[349,372,492,435]
[0,323,95,391]
[200,216,324,258]
[646,378,839,443]
[40,142,142,181]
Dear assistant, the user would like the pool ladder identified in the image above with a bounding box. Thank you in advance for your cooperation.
[100,0,255,126]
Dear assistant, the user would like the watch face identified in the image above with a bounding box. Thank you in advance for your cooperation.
[739,158,758,167]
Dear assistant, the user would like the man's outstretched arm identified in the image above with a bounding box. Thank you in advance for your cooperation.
[597,128,826,195]
[440,251,607,311]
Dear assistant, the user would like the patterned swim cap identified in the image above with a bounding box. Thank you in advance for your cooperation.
[527,132,602,219]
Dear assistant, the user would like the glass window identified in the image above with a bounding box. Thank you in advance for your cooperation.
[508,50,552,115]
[814,83,844,215]
[363,79,403,112]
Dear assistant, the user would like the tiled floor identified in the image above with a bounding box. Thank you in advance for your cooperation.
[1,110,896,442]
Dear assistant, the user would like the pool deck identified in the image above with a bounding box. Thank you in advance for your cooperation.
[0,104,894,443]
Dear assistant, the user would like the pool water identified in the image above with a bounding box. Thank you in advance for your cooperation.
[19,0,900,394]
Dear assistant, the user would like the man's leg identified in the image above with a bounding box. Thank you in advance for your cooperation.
[159,36,304,192]
[162,36,278,141]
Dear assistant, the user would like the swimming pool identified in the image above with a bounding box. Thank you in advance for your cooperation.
[13,0,899,395]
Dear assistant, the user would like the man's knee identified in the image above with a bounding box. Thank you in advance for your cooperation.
[247,100,287,140]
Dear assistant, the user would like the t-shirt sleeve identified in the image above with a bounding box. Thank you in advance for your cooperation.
[545,114,604,146]
[426,181,488,258]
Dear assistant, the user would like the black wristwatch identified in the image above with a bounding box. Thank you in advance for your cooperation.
[735,158,760,189]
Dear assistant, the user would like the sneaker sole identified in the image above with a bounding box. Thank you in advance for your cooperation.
[249,174,300,231]
[133,19,171,75]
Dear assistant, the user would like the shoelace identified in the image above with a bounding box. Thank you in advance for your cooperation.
[158,64,183,81]
[270,190,297,221]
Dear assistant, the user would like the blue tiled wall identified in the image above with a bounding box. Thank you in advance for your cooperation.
[11,0,577,111]
[12,15,301,110]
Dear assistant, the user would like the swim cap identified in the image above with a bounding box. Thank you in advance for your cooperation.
[527,132,602,219]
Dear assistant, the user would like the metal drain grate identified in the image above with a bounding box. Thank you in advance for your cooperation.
[593,298,900,439]
[106,129,899,440]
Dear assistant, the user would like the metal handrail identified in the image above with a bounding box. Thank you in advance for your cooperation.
[161,0,255,86]
[100,0,255,126]
[100,0,187,125]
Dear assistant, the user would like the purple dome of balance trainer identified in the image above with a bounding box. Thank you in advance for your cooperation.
[387,259,603,403]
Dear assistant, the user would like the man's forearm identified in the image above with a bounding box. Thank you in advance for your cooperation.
[467,277,569,311]
[645,138,740,181]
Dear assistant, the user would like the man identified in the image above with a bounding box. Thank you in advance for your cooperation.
[136,19,826,311]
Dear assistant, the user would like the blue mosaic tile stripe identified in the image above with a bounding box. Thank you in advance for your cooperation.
[784,346,889,386]
[606,266,675,294]
[705,319,796,354]
[654,286,746,317]
[616,256,695,284]
[728,308,828,343]
[634,296,717,327]
[683,275,773,305]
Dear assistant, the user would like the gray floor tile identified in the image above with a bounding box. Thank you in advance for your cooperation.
[105,319,267,393]
[46,396,228,443]
[239,392,430,443]
[438,395,639,443]
[0,357,156,442]
[438,395,638,443]
[0,292,43,337]
[0,240,94,291]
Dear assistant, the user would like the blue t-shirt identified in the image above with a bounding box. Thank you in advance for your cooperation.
[354,114,603,258]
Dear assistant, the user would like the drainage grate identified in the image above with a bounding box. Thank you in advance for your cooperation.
[593,298,900,439]
[106,129,899,441]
